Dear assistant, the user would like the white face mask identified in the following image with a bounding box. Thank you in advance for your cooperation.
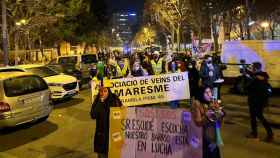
[134,66,140,70]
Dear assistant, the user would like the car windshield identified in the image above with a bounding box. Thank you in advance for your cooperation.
[27,67,58,78]
[62,64,78,74]
[4,75,48,97]
[58,56,78,64]
[82,54,97,64]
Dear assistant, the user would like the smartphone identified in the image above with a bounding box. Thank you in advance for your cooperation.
[213,87,218,101]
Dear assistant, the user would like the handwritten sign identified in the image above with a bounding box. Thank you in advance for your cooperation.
[109,107,202,158]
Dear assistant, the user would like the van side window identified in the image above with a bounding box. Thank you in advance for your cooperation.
[4,76,48,97]
[58,57,78,65]
[82,55,97,64]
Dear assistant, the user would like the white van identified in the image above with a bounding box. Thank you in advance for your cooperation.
[49,54,98,81]
[222,40,280,88]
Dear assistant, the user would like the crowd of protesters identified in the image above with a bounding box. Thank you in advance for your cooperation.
[90,49,226,99]
[90,49,273,158]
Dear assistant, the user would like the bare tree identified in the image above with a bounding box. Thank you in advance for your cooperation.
[145,0,193,51]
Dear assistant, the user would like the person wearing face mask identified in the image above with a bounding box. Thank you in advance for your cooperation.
[192,87,225,158]
[90,80,123,158]
[115,58,129,78]
[246,62,273,142]
[167,59,178,73]
[188,61,200,98]
[150,51,165,75]
[131,62,145,77]
[200,56,221,89]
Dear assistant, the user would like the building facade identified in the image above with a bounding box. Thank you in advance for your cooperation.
[112,11,138,44]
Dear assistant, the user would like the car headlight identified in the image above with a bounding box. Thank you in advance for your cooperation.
[48,83,64,87]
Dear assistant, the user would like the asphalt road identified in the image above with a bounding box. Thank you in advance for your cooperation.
[0,87,279,158]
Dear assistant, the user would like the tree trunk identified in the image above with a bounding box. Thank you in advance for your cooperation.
[211,16,219,53]
[176,26,181,52]
[171,28,175,51]
[1,0,9,66]
[39,36,45,62]
[239,22,244,40]
[270,25,275,40]
[213,34,219,53]
[245,0,251,40]
[229,14,232,41]
[57,43,61,56]
[14,32,19,65]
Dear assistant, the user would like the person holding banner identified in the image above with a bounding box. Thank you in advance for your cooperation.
[150,51,165,75]
[115,58,130,78]
[131,61,146,77]
[192,87,225,158]
[188,60,200,98]
[90,80,123,158]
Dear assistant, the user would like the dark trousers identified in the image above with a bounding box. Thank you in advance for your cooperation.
[97,153,108,158]
[249,104,273,137]
[203,136,221,158]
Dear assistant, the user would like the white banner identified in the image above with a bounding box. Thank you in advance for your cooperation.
[91,72,190,106]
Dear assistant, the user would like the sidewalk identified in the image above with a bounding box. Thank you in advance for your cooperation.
[221,88,280,158]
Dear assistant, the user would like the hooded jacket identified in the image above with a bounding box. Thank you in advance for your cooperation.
[90,89,122,154]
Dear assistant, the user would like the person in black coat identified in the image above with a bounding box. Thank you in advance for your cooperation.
[246,62,273,142]
[188,60,200,98]
[90,80,122,158]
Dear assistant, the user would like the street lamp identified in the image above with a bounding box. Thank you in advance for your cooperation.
[20,19,27,25]
[261,22,269,28]
[143,27,148,33]
[15,19,27,26]
[14,19,28,65]
[261,21,269,40]
[15,22,21,26]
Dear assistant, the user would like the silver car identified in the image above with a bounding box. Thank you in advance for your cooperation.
[0,72,52,129]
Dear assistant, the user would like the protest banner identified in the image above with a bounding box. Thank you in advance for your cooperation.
[109,107,202,158]
[91,72,190,106]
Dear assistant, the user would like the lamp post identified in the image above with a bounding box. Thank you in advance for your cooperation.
[261,21,269,40]
[14,19,28,65]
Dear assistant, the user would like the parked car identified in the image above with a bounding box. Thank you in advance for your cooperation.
[49,54,98,83]
[46,64,82,88]
[0,65,79,100]
[0,72,52,129]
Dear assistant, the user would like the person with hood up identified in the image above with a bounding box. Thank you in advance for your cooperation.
[90,80,123,158]
[150,51,165,75]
